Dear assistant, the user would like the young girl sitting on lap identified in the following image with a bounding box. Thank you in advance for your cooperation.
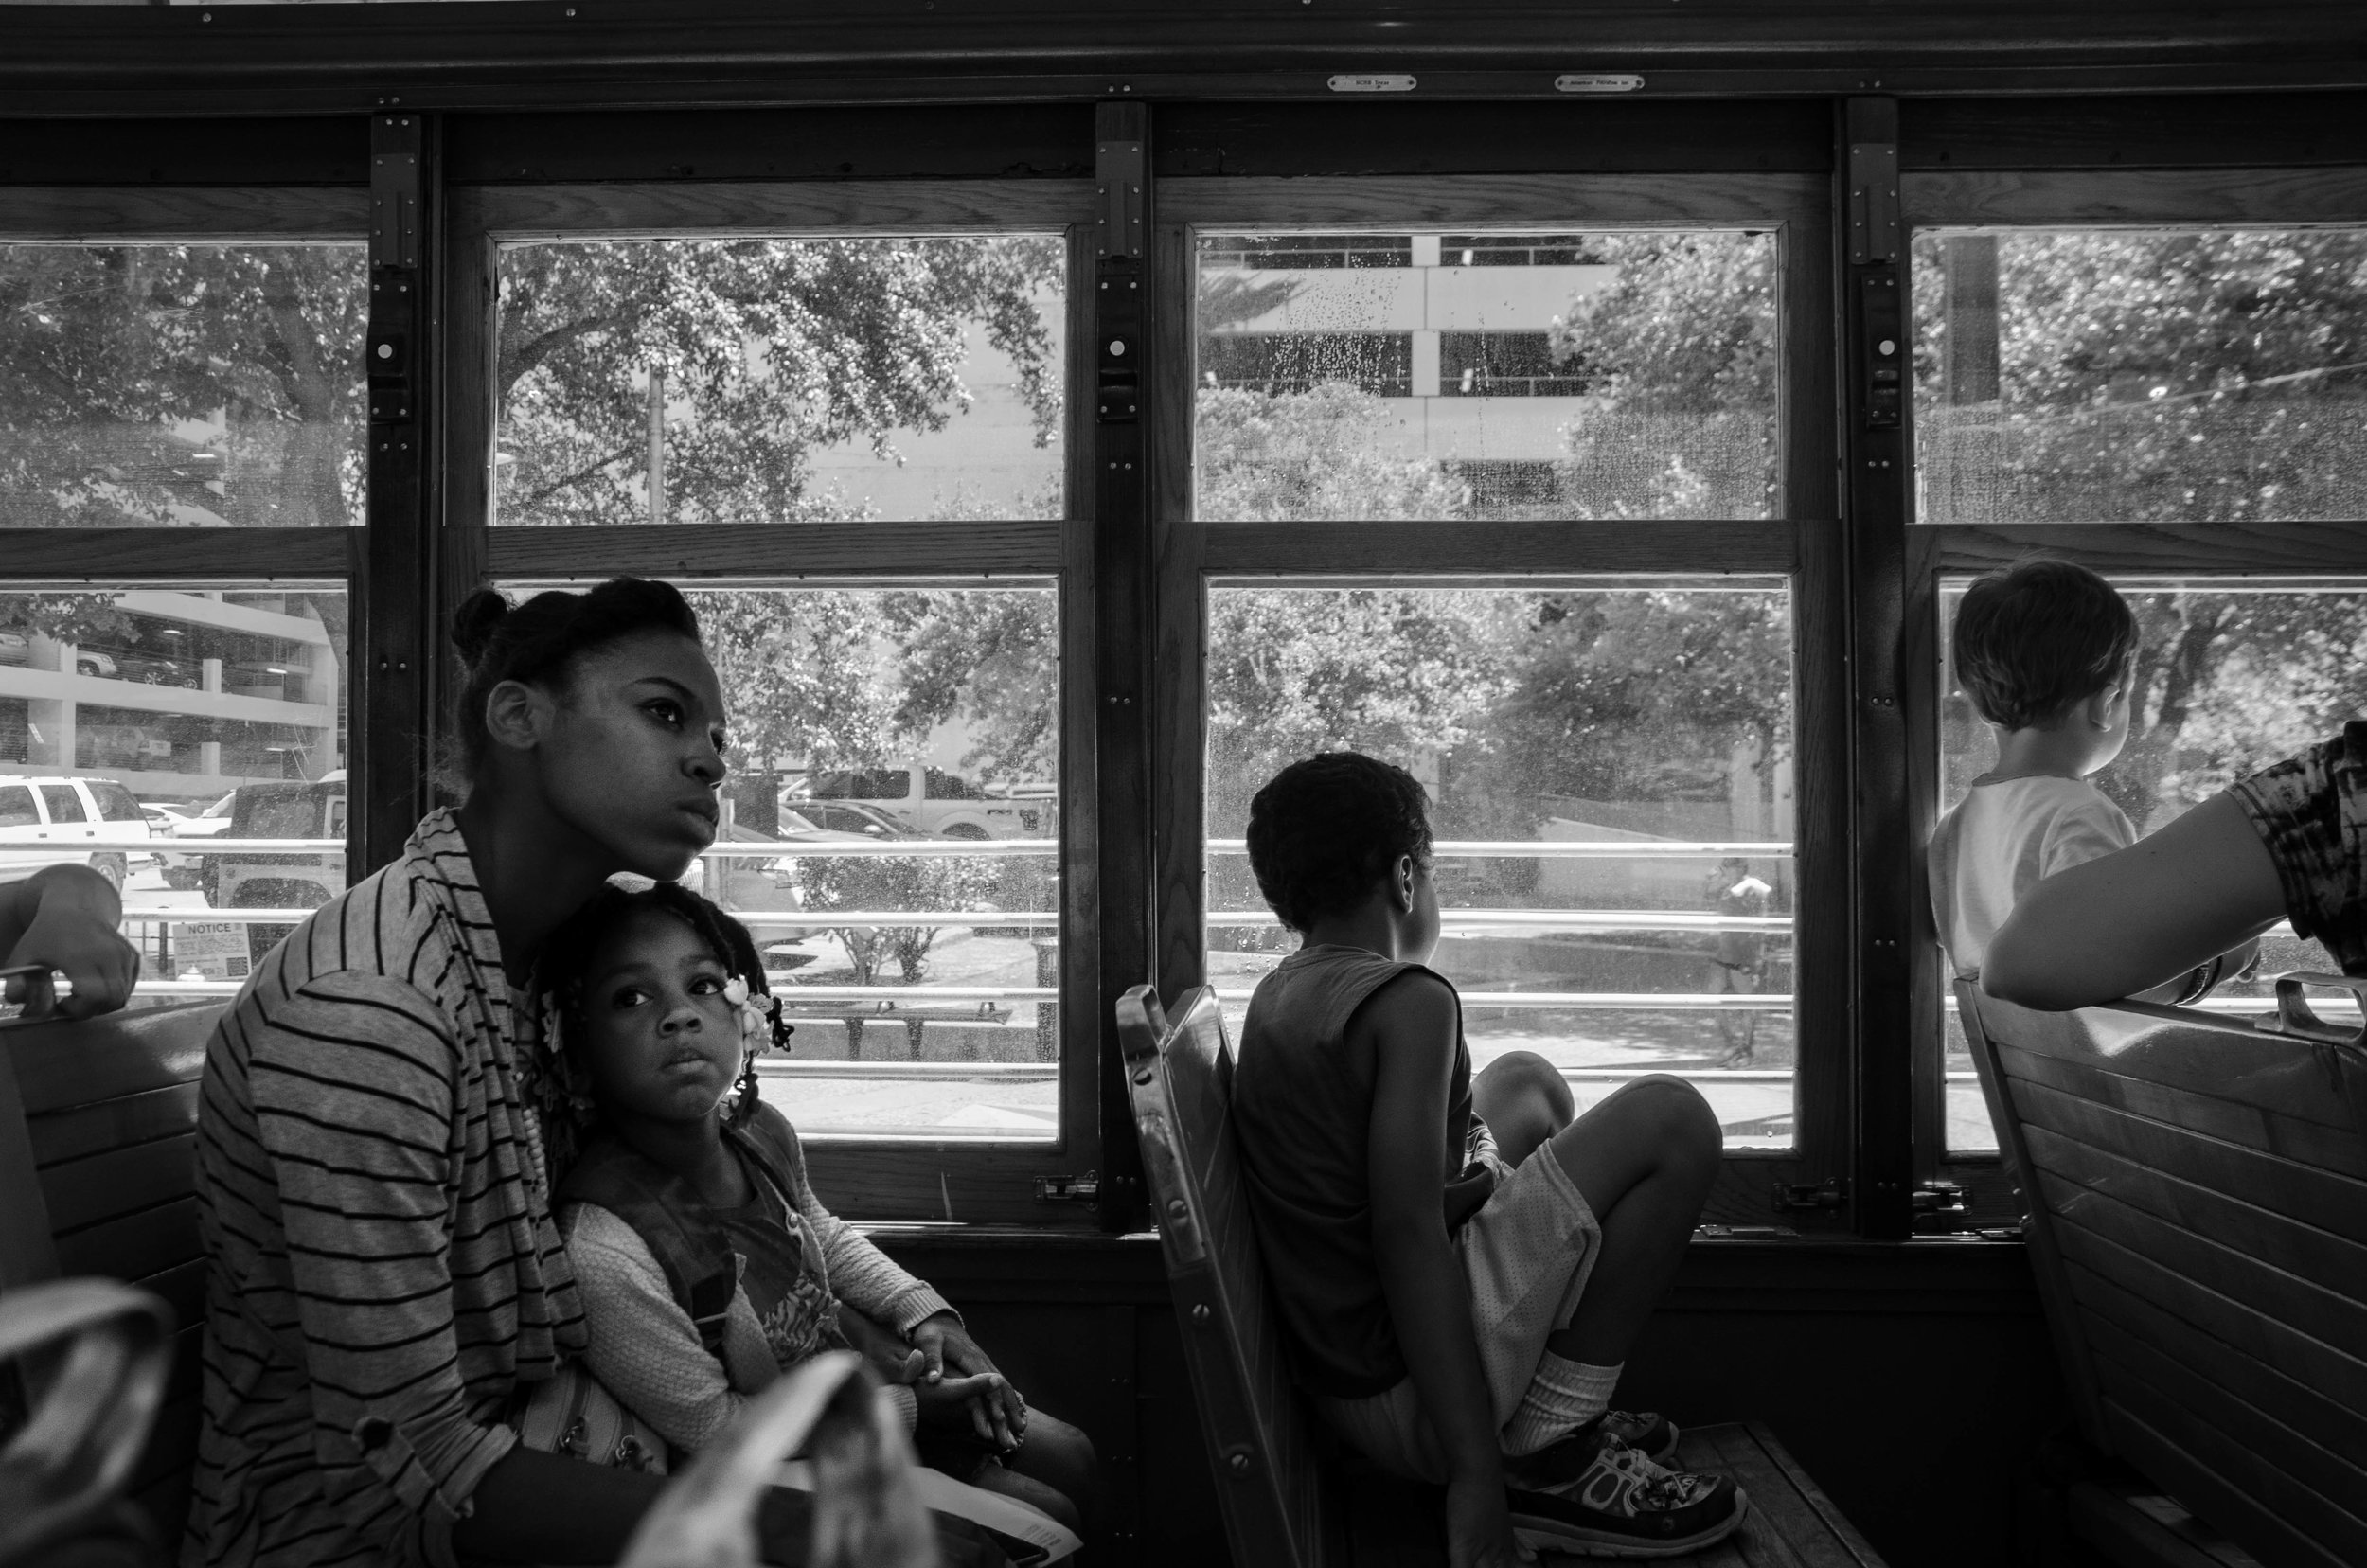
[536,880,1096,1533]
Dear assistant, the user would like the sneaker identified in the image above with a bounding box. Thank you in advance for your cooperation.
[1596,1410,1679,1464]
[1505,1432,1747,1559]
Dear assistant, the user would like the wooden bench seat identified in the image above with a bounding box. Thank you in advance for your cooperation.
[1115,984,1888,1568]
[1957,978,2367,1568]
[2,1001,228,1552]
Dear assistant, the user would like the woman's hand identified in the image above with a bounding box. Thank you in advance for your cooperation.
[835,1307,926,1387]
[909,1312,1026,1449]
[1446,1473,1535,1568]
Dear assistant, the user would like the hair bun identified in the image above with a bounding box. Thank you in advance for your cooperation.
[451,589,512,665]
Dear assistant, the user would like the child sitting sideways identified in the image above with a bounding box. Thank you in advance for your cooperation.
[535,882,1096,1535]
[1227,753,1745,1567]
[1930,559,2252,1001]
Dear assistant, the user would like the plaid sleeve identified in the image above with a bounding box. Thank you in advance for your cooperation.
[2230,722,2367,971]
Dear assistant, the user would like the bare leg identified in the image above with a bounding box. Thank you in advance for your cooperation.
[980,1410,1097,1535]
[1471,1050,1575,1169]
[1538,1075,1720,1366]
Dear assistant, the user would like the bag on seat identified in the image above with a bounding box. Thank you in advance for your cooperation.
[509,1360,670,1475]
[0,1278,174,1568]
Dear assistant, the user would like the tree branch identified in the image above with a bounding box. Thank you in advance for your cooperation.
[497,312,632,402]
[513,441,640,512]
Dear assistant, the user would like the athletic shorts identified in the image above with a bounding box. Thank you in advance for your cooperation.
[1309,1147,1602,1483]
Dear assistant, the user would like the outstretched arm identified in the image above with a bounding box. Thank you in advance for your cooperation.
[1986,793,2286,1010]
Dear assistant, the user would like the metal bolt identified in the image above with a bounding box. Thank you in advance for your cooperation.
[1191,1304,1211,1326]
[1166,1198,1188,1221]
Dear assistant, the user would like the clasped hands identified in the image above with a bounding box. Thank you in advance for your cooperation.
[836,1307,1028,1452]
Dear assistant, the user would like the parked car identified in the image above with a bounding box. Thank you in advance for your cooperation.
[800,764,1044,839]
[0,633,118,678]
[199,778,347,964]
[159,791,237,888]
[790,800,923,840]
[756,808,897,900]
[0,775,152,890]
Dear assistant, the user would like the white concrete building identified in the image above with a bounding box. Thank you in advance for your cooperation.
[1198,233,1620,468]
[0,589,344,804]
[792,238,1628,518]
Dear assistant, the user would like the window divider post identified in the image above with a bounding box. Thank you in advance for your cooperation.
[1842,96,1917,1239]
[1092,102,1154,1233]
[360,110,438,874]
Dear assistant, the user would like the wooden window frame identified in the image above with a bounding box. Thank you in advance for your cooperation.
[1899,160,2367,1218]
[22,98,2367,1239]
[1149,171,1853,1233]
[438,175,1104,1224]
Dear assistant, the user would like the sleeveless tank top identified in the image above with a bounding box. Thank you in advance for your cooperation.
[1230,944,1491,1399]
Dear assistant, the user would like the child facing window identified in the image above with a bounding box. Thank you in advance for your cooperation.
[1226,753,1746,1566]
[532,881,1096,1535]
[1931,559,2253,1002]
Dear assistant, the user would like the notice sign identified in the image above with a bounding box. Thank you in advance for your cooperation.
[175,920,251,984]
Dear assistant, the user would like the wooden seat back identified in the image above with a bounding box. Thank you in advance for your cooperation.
[1957,978,2367,1568]
[1115,984,1339,1568]
[1,1002,228,1552]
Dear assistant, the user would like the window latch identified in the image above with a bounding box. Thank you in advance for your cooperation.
[1911,1181,1971,1234]
[1772,1178,1847,1213]
[1033,1172,1100,1204]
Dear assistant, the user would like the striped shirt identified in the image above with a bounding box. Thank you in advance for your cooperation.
[186,810,585,1568]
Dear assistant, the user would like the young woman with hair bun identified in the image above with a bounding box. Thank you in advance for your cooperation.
[186,579,1009,1568]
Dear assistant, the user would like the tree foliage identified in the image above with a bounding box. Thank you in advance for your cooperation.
[1205,587,1523,833]
[1918,230,2367,525]
[685,586,1049,990]
[883,590,1059,783]
[1921,231,2367,814]
[1551,232,1779,520]
[1190,232,1791,845]
[1195,383,1462,522]
[14,223,2366,867]
[0,243,365,531]
[796,853,1005,1000]
[1451,591,1792,837]
[497,237,1062,526]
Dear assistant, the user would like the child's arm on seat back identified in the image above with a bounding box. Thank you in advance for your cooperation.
[1361,972,1532,1568]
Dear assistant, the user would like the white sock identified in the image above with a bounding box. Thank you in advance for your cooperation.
[1503,1356,1623,1457]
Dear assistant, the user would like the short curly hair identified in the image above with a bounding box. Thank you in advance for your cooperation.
[1246,753,1433,935]
[1952,559,2139,732]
